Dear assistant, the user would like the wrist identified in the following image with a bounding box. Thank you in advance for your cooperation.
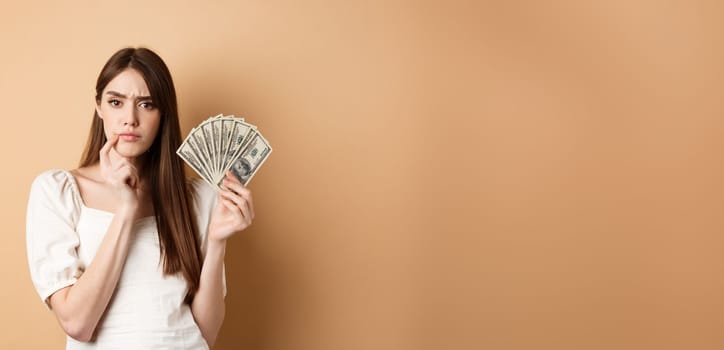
[116,204,140,220]
[205,238,227,258]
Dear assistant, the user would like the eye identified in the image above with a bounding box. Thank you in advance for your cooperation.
[108,99,122,107]
[139,101,156,110]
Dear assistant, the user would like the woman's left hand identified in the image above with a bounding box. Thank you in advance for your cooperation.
[208,171,255,242]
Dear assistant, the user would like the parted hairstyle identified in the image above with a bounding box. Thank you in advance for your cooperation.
[79,47,202,303]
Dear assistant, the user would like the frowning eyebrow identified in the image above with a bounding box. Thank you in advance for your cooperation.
[105,90,152,100]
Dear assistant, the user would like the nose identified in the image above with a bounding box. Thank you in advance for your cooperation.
[122,107,139,127]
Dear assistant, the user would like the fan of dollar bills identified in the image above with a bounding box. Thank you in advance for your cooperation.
[177,114,272,188]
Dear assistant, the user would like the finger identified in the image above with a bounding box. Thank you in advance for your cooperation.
[128,171,139,188]
[246,198,254,220]
[238,190,253,219]
[237,197,252,223]
[220,198,240,215]
[113,159,138,180]
[115,166,135,187]
[224,170,244,186]
[223,171,254,218]
[99,134,119,167]
[112,158,131,171]
[219,189,245,208]
[225,170,241,183]
[238,189,253,205]
[116,162,140,188]
[242,192,254,219]
[113,165,131,186]
[223,173,250,197]
[219,190,249,219]
[128,164,139,188]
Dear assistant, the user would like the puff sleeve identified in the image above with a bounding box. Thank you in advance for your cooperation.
[26,170,83,308]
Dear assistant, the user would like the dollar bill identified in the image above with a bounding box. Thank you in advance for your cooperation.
[190,127,215,178]
[177,142,214,187]
[223,132,272,186]
[200,120,217,176]
[187,129,215,184]
[215,119,255,184]
[177,114,272,189]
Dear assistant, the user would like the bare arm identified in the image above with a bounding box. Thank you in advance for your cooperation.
[49,135,142,341]
[191,171,254,347]
[191,240,227,348]
[48,207,137,341]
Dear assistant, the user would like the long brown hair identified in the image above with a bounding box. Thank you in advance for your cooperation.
[80,47,202,302]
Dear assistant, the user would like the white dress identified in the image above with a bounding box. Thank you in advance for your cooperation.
[26,169,224,349]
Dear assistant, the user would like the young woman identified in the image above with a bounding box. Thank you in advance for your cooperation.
[26,47,254,349]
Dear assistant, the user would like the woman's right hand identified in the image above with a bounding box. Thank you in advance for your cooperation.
[99,134,141,211]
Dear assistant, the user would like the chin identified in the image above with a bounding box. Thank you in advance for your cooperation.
[116,145,150,158]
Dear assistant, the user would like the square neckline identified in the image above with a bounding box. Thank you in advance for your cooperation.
[61,169,155,223]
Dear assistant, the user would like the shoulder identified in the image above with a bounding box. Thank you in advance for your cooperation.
[29,169,77,198]
[27,169,82,224]
[31,169,72,185]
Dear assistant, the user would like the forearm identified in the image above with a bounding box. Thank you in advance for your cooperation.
[50,209,136,341]
[191,239,227,347]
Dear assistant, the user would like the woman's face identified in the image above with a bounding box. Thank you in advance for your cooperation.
[96,68,161,158]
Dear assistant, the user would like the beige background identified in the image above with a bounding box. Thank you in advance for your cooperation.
[1,0,724,349]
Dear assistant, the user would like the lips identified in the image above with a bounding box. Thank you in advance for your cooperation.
[119,133,140,141]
